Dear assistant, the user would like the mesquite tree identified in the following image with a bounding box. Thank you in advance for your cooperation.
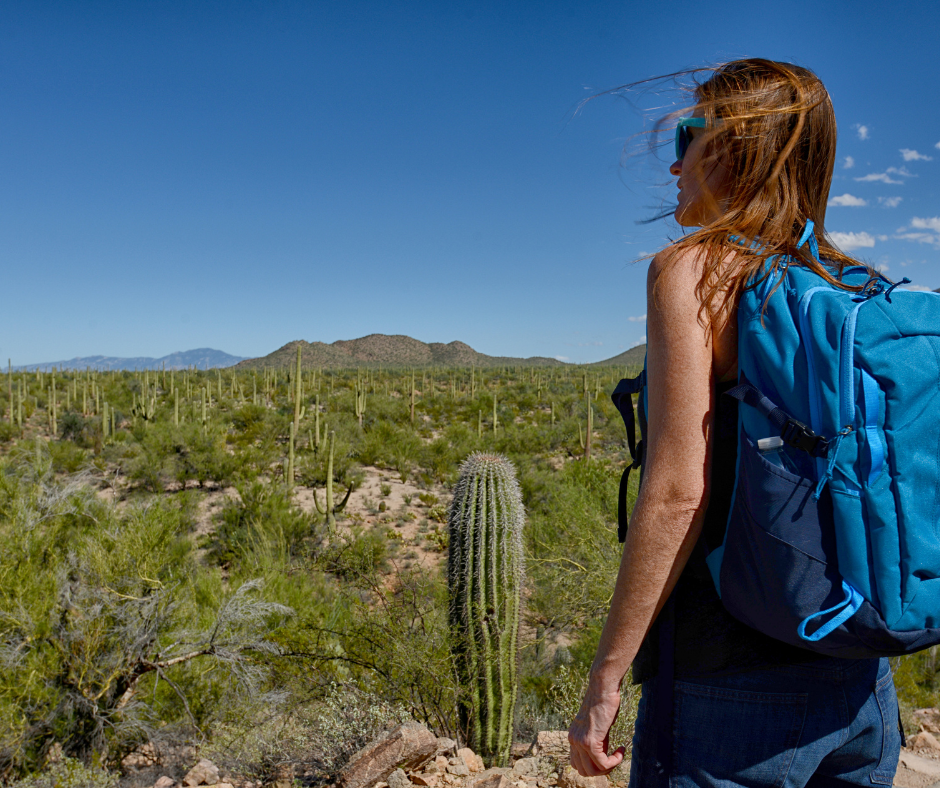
[447,452,524,767]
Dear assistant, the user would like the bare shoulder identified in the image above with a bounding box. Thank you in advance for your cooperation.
[647,242,741,381]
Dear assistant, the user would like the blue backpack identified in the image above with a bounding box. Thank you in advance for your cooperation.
[612,222,940,657]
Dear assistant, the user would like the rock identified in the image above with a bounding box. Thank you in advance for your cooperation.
[388,768,412,788]
[340,722,439,788]
[511,758,537,780]
[123,742,160,770]
[442,774,463,786]
[412,774,441,787]
[436,738,458,756]
[556,766,608,788]
[183,758,220,786]
[511,743,533,758]
[535,732,569,761]
[914,707,940,734]
[911,730,940,751]
[434,756,450,771]
[153,778,177,788]
[446,762,470,777]
[895,751,940,788]
[467,769,510,788]
[457,749,484,774]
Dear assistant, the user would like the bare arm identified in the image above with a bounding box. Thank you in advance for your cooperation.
[568,246,718,776]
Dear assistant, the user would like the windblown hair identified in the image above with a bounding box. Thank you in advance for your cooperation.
[649,59,874,321]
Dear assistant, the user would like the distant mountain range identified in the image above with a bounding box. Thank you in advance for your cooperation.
[14,348,246,372]
[15,336,646,372]
[234,334,646,369]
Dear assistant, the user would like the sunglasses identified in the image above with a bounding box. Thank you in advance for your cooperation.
[675,116,708,161]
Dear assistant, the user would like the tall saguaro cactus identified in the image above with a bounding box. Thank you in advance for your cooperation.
[447,452,524,767]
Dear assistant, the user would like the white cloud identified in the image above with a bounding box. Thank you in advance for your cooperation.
[854,124,870,140]
[828,193,867,207]
[893,218,940,248]
[901,149,933,162]
[554,355,570,362]
[936,141,940,150]
[855,172,902,184]
[876,234,889,241]
[878,197,903,208]
[854,166,915,185]
[830,231,876,252]
[912,217,940,233]
[902,284,933,291]
[842,156,855,169]
[627,314,647,322]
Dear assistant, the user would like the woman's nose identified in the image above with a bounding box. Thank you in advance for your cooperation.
[669,159,682,177]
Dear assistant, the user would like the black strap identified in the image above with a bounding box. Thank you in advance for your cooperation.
[612,372,647,543]
[725,381,830,459]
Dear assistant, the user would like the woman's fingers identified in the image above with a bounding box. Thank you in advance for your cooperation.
[568,699,626,777]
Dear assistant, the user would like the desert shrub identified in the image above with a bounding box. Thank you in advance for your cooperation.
[0,422,17,443]
[48,439,88,474]
[206,682,409,785]
[57,412,88,443]
[0,452,293,777]
[213,481,315,564]
[6,757,118,788]
[524,458,626,628]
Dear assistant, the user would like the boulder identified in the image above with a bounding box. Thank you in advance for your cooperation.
[511,758,538,780]
[436,738,458,756]
[182,758,220,786]
[910,730,940,752]
[467,768,510,788]
[388,768,412,788]
[556,766,608,788]
[340,722,439,788]
[535,732,569,761]
[411,774,441,787]
[457,748,484,773]
[153,778,177,788]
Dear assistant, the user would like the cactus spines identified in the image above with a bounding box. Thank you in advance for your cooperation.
[448,452,524,767]
[410,371,416,423]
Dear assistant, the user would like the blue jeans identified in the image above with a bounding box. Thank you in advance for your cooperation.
[628,657,901,787]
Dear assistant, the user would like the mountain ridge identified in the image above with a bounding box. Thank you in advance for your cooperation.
[235,334,646,369]
[13,348,246,372]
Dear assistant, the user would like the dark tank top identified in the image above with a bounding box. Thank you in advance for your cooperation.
[632,379,826,683]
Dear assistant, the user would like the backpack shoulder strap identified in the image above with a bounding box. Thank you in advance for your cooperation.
[611,368,647,543]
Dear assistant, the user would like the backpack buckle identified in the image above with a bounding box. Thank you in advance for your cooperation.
[781,418,829,457]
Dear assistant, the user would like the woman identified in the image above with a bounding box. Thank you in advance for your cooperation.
[568,60,901,787]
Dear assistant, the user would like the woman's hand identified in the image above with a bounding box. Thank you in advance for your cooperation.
[568,685,626,776]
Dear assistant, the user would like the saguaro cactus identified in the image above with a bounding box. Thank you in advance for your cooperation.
[355,382,366,427]
[312,430,353,536]
[447,452,524,767]
[293,345,305,434]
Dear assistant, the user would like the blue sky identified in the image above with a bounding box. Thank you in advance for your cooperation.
[2,0,938,365]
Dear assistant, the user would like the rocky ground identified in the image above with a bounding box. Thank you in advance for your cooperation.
[119,710,940,788]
